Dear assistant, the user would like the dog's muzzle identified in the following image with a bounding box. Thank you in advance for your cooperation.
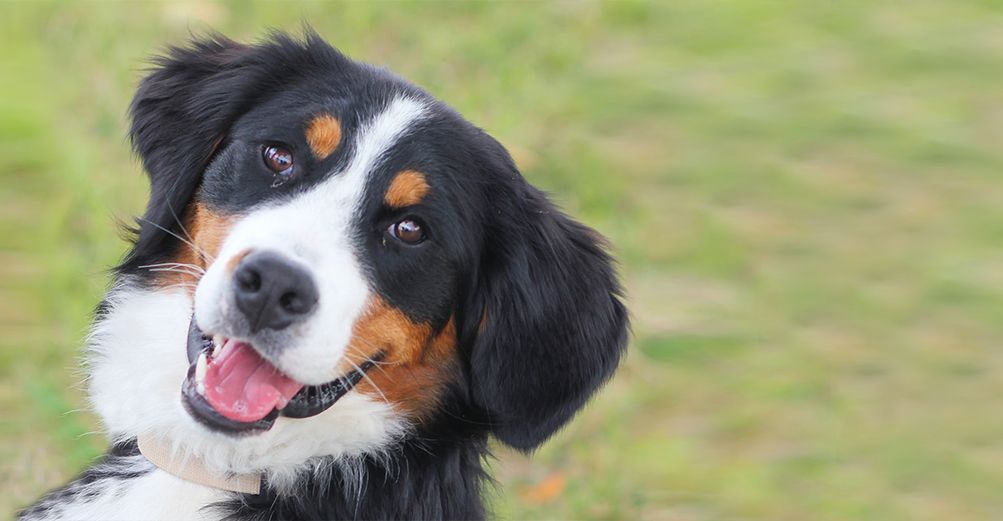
[181,317,379,435]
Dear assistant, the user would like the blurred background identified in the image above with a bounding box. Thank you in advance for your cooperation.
[2,1,1002,520]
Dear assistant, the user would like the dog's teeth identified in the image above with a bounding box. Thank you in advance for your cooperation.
[212,335,224,357]
[195,352,208,394]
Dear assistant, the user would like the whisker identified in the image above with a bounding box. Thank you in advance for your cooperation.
[347,337,397,365]
[137,262,205,273]
[136,216,215,264]
[344,354,391,406]
[145,267,204,279]
[344,344,395,381]
[166,202,199,252]
[343,341,395,366]
[346,337,433,395]
[164,200,216,267]
[344,342,399,380]
[144,266,203,274]
[161,280,200,292]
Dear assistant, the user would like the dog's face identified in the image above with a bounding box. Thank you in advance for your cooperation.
[88,33,627,486]
[186,88,472,432]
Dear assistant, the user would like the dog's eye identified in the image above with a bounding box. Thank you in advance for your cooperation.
[386,218,426,245]
[262,145,294,176]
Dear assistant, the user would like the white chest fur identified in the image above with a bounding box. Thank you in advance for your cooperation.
[24,461,229,521]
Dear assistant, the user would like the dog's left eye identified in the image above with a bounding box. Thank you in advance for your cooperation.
[262,145,294,176]
[386,218,426,245]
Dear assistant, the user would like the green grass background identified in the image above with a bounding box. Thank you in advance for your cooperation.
[2,1,1003,519]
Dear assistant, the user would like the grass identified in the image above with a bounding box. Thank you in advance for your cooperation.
[3,1,1003,519]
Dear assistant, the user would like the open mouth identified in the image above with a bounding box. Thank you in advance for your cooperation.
[181,318,379,435]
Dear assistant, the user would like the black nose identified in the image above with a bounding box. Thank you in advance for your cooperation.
[233,251,319,332]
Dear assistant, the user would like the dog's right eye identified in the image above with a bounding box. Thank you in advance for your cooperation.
[262,145,294,176]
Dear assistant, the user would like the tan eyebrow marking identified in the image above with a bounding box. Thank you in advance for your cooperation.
[305,113,342,160]
[385,170,430,208]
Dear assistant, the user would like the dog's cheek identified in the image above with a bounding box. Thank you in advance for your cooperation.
[154,202,235,290]
[346,298,458,421]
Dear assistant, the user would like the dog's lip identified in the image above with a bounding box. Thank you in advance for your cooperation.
[182,316,381,436]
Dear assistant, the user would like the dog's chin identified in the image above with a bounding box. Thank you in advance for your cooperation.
[182,317,380,437]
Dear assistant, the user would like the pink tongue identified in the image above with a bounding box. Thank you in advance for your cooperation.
[203,340,304,423]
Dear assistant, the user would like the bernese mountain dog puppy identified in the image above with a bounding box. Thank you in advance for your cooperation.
[20,30,628,521]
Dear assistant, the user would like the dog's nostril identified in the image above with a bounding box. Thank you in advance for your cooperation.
[236,268,262,293]
[279,292,307,314]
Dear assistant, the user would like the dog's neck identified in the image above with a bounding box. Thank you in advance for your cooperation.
[213,428,492,520]
[137,434,262,494]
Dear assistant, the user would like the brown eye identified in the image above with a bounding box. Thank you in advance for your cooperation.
[387,219,426,245]
[262,145,294,175]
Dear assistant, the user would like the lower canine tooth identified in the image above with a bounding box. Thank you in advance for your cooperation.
[212,335,223,357]
[195,352,208,394]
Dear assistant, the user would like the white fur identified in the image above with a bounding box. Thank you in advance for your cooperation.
[195,95,428,384]
[25,457,225,521]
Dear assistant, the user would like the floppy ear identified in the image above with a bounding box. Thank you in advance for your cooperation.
[466,151,629,451]
[120,35,255,272]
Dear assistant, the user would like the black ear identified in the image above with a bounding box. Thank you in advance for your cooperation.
[465,150,629,451]
[119,35,255,273]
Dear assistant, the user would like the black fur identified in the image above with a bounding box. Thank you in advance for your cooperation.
[18,440,149,519]
[463,173,628,450]
[120,31,367,275]
[27,31,628,520]
[214,386,493,520]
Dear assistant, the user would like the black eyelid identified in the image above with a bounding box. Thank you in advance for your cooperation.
[402,215,426,226]
[260,141,296,151]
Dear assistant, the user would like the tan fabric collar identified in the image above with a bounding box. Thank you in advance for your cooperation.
[137,434,262,495]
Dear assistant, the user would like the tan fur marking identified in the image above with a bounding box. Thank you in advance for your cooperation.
[157,202,234,291]
[344,298,457,419]
[384,170,430,208]
[225,248,252,273]
[478,307,489,334]
[305,113,342,160]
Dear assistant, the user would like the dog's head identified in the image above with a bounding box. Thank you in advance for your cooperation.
[89,32,627,482]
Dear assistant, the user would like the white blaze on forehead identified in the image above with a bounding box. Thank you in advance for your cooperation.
[346,95,428,193]
[194,95,428,385]
[293,95,430,222]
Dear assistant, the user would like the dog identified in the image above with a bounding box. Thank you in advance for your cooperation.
[20,30,628,521]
